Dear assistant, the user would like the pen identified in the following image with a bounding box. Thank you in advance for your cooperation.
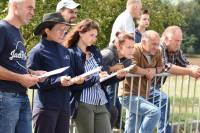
[27,69,40,89]
[16,61,40,88]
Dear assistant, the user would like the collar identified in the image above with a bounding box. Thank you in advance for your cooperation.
[160,41,167,50]
[160,41,178,54]
[41,38,61,48]
[109,45,120,60]
[138,44,156,57]
[135,28,140,33]
[124,9,134,19]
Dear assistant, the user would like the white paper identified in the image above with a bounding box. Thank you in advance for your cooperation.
[38,66,70,78]
[100,72,117,83]
[80,66,102,77]
[100,65,134,82]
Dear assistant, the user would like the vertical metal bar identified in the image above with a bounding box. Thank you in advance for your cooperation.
[135,76,141,133]
[69,119,72,133]
[31,89,35,110]
[153,76,158,132]
[120,80,126,133]
[153,76,157,106]
[190,79,197,133]
[161,75,168,133]
[128,77,134,132]
[171,75,177,131]
[184,76,191,133]
[158,75,164,133]
[166,74,171,133]
[113,83,118,106]
[145,80,149,100]
[177,76,184,133]
[195,94,200,133]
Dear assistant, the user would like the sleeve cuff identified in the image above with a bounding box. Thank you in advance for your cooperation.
[164,63,172,72]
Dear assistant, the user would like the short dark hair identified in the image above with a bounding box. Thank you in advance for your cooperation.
[143,9,149,15]
[41,24,55,38]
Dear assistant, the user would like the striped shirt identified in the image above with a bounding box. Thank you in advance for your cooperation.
[80,53,108,105]
[161,42,189,71]
[154,42,190,88]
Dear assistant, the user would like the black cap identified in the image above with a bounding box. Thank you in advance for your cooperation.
[34,12,74,35]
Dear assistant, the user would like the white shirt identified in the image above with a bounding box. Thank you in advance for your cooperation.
[109,10,135,46]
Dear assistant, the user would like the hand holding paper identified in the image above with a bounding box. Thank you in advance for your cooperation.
[71,76,85,85]
[61,76,72,87]
[116,69,127,79]
[38,66,69,78]
[60,66,101,86]
[79,66,102,78]
[100,65,134,82]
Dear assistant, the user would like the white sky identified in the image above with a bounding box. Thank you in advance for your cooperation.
[170,0,193,5]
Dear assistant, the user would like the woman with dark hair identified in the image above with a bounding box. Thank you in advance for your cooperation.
[64,19,126,133]
[27,12,84,133]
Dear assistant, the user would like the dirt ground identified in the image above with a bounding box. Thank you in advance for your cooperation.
[188,57,200,66]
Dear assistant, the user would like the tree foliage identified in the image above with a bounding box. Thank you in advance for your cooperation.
[0,0,185,51]
[177,0,200,54]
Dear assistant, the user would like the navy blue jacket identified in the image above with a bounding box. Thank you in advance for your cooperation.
[27,39,73,111]
[68,44,120,101]
[134,28,142,43]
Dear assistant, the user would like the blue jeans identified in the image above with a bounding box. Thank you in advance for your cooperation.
[0,91,32,133]
[119,95,161,133]
[148,88,172,133]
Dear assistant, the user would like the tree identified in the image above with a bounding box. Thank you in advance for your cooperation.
[143,0,184,33]
[0,0,185,51]
[177,0,200,54]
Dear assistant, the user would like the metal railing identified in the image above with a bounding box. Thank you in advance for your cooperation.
[118,73,200,133]
[29,73,200,133]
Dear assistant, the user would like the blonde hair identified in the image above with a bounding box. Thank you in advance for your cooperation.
[126,0,141,8]
[9,0,25,3]
[161,26,182,41]
[141,30,160,42]
[114,32,134,46]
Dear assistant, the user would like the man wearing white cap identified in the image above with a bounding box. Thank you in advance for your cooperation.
[56,0,80,23]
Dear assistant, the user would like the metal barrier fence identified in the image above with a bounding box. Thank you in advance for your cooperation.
[117,73,200,133]
[30,73,200,133]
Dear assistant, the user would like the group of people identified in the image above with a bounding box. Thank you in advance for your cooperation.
[0,0,200,133]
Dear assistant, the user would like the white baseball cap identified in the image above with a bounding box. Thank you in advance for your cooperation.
[56,0,80,11]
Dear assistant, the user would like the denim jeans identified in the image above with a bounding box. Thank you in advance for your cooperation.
[119,95,161,133]
[148,88,172,133]
[0,91,32,133]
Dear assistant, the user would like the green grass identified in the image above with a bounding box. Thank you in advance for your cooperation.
[162,76,200,132]
[161,76,200,123]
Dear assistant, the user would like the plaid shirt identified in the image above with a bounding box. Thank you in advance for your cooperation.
[155,42,190,88]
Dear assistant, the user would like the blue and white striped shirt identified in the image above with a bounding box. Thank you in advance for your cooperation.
[80,53,108,105]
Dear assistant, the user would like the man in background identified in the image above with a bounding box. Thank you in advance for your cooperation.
[56,0,80,23]
[134,9,150,43]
